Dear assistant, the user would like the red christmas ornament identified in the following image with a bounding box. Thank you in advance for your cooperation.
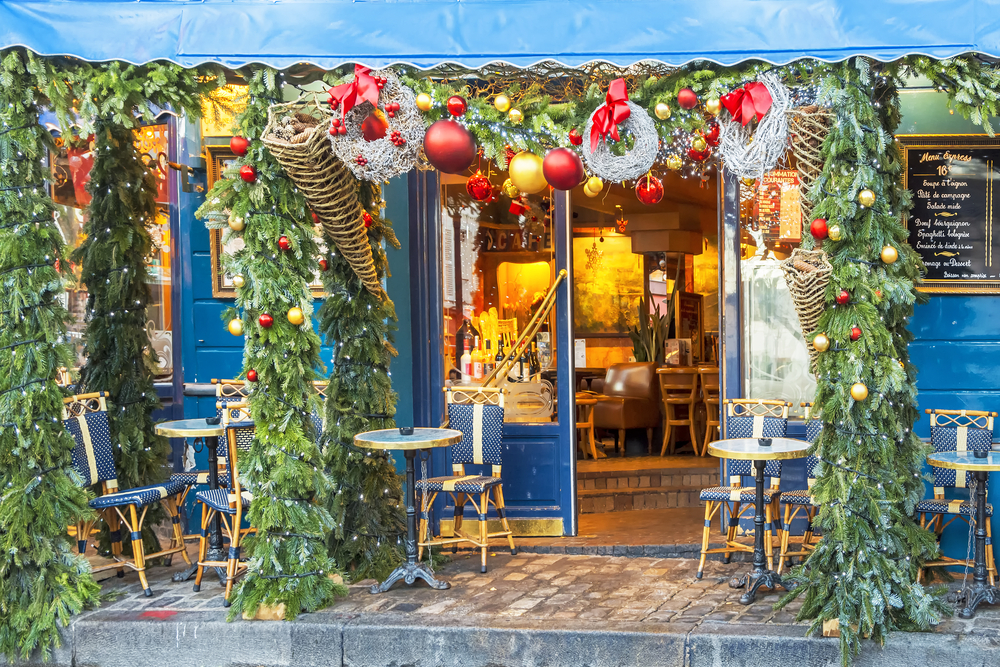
[423,120,476,174]
[677,88,699,110]
[703,121,720,147]
[246,369,258,383]
[836,289,850,305]
[278,235,290,251]
[239,165,257,183]
[361,112,389,142]
[810,218,828,240]
[446,95,467,117]
[635,175,664,205]
[850,326,862,341]
[362,212,373,228]
[466,171,493,201]
[568,128,584,146]
[230,136,249,156]
[311,211,320,226]
[687,147,712,162]
[505,146,517,165]
[542,148,585,191]
[259,313,274,328]
[319,258,328,271]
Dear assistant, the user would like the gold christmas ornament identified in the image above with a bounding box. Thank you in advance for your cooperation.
[899,360,905,370]
[654,102,672,120]
[508,152,547,193]
[232,274,245,289]
[227,318,244,336]
[508,108,524,124]
[858,189,876,207]
[415,93,433,111]
[665,155,683,171]
[583,185,600,198]
[881,245,899,264]
[812,333,830,352]
[502,179,520,198]
[705,98,722,115]
[586,176,604,193]
[228,213,245,232]
[851,382,869,401]
[691,135,708,152]
[828,224,842,241]
[287,307,305,326]
[494,94,512,113]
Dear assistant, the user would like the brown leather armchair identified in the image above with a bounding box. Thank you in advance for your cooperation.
[592,362,661,456]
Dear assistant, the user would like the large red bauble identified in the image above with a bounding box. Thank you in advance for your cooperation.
[635,175,664,205]
[810,217,828,240]
[466,171,493,201]
[850,326,862,341]
[362,211,373,228]
[542,148,585,191]
[687,146,712,162]
[319,258,328,271]
[423,120,476,174]
[259,313,274,328]
[568,128,583,146]
[246,369,258,382]
[836,289,850,305]
[447,95,467,117]
[361,112,389,142]
[239,165,257,183]
[703,121,720,147]
[677,88,699,110]
[230,136,249,156]
[311,211,320,226]
[278,235,290,251]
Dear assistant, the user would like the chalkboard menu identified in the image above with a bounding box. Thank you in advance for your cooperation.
[901,135,1000,293]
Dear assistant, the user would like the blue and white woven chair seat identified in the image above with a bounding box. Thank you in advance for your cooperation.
[421,475,502,494]
[916,499,993,517]
[195,488,252,514]
[780,490,817,506]
[169,470,232,487]
[90,479,187,509]
[699,486,781,504]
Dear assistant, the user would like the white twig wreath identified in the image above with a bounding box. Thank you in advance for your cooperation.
[717,72,791,181]
[581,101,659,182]
[328,70,424,182]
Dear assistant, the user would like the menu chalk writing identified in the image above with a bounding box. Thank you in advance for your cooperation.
[903,139,1000,292]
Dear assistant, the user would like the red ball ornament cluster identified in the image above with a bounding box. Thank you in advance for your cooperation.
[259,313,274,328]
[311,211,320,225]
[239,165,257,183]
[362,212,373,228]
[329,117,348,136]
[688,147,711,162]
[542,148,585,191]
[246,369,258,382]
[384,102,401,118]
[810,218,828,240]
[447,95,467,117]
[568,128,583,146]
[703,120,720,147]
[389,130,406,146]
[278,235,291,251]
[850,326,862,341]
[423,120,476,174]
[836,289,850,305]
[230,136,249,156]
[635,175,664,205]
[466,171,493,201]
[355,155,369,166]
[677,88,699,110]
[319,258,328,271]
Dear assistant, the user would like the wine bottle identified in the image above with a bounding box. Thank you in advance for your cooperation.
[483,340,495,378]
[471,336,483,381]
[460,339,472,384]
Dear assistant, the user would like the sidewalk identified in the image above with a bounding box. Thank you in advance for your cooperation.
[10,544,998,667]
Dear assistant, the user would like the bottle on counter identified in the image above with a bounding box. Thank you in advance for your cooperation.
[471,336,483,381]
[483,340,495,378]
[460,339,472,384]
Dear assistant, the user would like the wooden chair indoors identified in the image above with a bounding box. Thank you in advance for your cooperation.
[63,391,190,596]
[657,367,699,456]
[193,400,257,605]
[418,387,516,573]
[696,399,791,580]
[777,403,823,574]
[575,392,599,459]
[917,408,997,585]
[592,362,661,456]
[698,366,721,457]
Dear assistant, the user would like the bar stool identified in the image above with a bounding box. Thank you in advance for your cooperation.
[698,366,721,457]
[657,367,699,455]
[575,392,599,459]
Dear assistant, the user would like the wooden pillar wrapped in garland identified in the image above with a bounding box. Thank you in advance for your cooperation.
[0,48,100,661]
[196,67,346,620]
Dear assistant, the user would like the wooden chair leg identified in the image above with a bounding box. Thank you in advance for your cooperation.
[166,497,192,565]
[687,402,698,452]
[696,501,713,579]
[106,510,126,578]
[646,428,654,455]
[701,424,712,457]
[802,507,816,547]
[452,492,466,553]
[479,491,489,573]
[660,409,671,456]
[224,507,243,607]
[417,491,427,562]
[764,503,775,572]
[987,519,996,587]
[723,503,741,563]
[194,503,210,592]
[618,429,626,457]
[128,505,151,597]
[495,486,516,555]
[587,425,598,460]
[777,504,792,575]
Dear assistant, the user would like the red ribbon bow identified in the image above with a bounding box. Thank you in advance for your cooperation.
[720,82,773,126]
[327,65,380,121]
[590,78,631,152]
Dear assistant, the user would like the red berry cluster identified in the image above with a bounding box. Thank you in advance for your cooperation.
[356,155,369,165]
[375,76,388,89]
[362,211,373,228]
[390,130,406,146]
[329,117,348,136]
[384,102,401,118]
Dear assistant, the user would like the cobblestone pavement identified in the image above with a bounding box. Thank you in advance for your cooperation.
[92,543,994,638]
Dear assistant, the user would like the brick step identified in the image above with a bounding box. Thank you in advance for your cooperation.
[576,469,719,493]
[578,486,706,513]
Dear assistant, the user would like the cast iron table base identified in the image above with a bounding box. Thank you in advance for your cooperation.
[729,458,791,604]
[370,449,450,594]
[954,469,999,619]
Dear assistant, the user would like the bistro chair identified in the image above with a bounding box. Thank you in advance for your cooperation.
[777,403,823,574]
[696,399,790,579]
[657,367,699,456]
[63,391,190,596]
[698,366,721,457]
[193,400,256,605]
[917,408,997,585]
[418,386,516,573]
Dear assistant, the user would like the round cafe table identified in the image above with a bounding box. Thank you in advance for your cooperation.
[354,427,462,594]
[927,450,1000,619]
[155,418,226,584]
[707,437,810,604]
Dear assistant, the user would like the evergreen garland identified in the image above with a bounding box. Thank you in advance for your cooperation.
[197,66,346,620]
[0,48,101,661]
[318,181,406,581]
[776,59,947,660]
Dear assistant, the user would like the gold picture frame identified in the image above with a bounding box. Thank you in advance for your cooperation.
[206,143,326,298]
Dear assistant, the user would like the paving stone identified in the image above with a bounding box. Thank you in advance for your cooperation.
[703,611,739,622]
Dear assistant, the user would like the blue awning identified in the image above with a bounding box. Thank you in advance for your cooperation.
[2,0,999,69]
